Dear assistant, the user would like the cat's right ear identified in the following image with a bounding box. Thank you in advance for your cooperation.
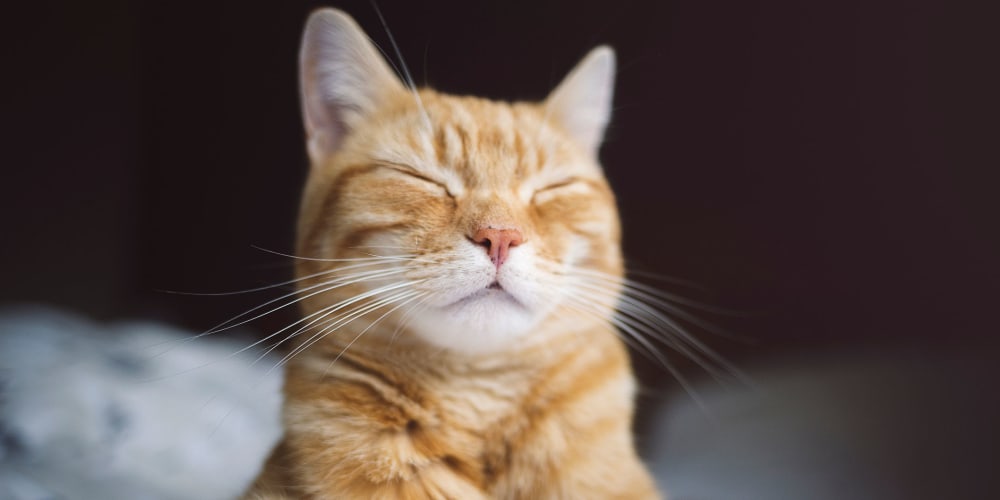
[543,46,616,157]
[300,9,405,164]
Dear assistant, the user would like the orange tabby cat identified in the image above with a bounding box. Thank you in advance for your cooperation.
[247,8,660,499]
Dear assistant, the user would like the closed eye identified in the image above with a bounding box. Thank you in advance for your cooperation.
[377,162,453,197]
[532,178,584,204]
[538,179,579,192]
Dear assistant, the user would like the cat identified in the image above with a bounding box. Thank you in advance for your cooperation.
[246,8,661,499]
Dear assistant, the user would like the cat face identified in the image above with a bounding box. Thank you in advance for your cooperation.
[294,11,621,354]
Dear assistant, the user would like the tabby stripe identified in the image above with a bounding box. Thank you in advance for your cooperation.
[330,354,408,400]
[301,163,380,254]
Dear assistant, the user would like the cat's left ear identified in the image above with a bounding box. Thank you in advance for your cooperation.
[299,9,406,165]
[544,46,616,156]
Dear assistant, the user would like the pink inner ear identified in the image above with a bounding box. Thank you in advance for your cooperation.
[299,9,405,164]
[544,46,616,155]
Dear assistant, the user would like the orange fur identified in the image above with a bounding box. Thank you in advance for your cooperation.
[245,9,659,499]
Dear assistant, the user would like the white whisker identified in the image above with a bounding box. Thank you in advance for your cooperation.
[199,267,409,338]
[322,291,428,375]
[349,245,430,252]
[570,279,746,383]
[573,267,735,314]
[368,0,432,130]
[268,283,423,373]
[155,264,381,297]
[252,245,422,263]
[237,278,418,363]
[136,270,415,381]
[560,295,709,412]
[625,268,710,291]
[269,281,422,360]
[390,294,434,344]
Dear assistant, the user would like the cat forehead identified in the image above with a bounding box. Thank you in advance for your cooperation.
[358,91,596,186]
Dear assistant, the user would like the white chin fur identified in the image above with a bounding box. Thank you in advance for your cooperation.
[408,288,541,354]
[395,241,558,354]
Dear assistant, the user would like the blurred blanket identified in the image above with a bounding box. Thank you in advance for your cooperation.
[0,307,283,500]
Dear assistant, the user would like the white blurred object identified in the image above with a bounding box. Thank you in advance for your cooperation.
[0,306,283,500]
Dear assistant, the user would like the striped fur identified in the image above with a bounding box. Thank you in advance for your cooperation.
[246,9,659,499]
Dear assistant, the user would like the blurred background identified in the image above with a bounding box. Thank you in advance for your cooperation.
[4,0,998,498]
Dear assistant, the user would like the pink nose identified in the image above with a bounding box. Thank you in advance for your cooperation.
[472,227,524,269]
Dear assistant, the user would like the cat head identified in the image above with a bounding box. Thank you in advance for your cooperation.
[295,9,622,354]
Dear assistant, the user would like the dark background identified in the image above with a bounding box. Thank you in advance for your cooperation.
[7,0,997,358]
[4,0,999,495]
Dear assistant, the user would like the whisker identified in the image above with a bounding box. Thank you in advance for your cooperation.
[322,291,427,375]
[155,266,361,297]
[142,269,410,361]
[349,245,429,252]
[560,296,709,414]
[202,289,420,431]
[574,270,755,342]
[572,267,736,314]
[238,279,420,364]
[621,299,750,384]
[353,250,437,264]
[260,281,423,366]
[272,287,421,373]
[268,295,400,373]
[607,314,710,415]
[141,267,411,362]
[560,294,661,362]
[390,294,434,344]
[251,245,421,263]
[200,267,409,337]
[570,279,745,381]
[559,295,660,365]
[614,300,733,381]
[625,268,710,291]
[368,0,432,130]
[618,288,747,342]
[615,303,734,384]
[542,264,752,392]
[136,272,415,381]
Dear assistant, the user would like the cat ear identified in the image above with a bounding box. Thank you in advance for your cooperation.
[300,9,406,164]
[544,46,616,156]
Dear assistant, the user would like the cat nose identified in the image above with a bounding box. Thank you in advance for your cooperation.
[472,227,524,269]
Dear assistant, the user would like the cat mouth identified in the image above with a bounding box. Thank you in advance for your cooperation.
[443,281,525,310]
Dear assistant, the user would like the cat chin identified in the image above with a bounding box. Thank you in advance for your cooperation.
[406,290,542,354]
